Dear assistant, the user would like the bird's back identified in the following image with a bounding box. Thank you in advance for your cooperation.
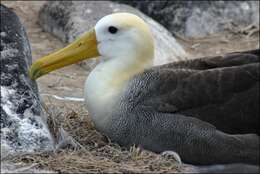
[122,49,260,135]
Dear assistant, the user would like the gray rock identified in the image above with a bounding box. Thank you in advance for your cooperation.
[38,1,188,68]
[0,4,53,158]
[116,1,259,37]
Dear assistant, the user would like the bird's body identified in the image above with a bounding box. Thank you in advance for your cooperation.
[30,13,259,165]
[86,49,260,165]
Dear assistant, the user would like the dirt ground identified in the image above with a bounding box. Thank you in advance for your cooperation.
[1,1,259,173]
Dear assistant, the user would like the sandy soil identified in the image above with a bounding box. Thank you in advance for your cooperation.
[1,1,259,173]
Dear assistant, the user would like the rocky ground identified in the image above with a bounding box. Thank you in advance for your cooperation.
[1,1,259,173]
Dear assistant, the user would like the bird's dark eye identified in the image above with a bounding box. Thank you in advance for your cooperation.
[108,26,118,34]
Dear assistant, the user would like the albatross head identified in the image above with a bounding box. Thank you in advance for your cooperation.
[29,13,154,80]
[96,13,154,63]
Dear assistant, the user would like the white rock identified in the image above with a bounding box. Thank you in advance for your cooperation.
[1,4,54,158]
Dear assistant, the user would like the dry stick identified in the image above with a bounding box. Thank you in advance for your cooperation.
[9,163,39,173]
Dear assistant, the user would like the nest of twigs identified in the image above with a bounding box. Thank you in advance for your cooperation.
[3,102,191,173]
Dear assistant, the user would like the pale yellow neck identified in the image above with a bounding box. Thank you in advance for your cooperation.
[84,55,153,129]
[105,56,152,88]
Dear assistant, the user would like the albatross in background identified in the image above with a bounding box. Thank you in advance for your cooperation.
[29,13,259,165]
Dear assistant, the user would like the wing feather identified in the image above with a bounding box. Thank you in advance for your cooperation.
[126,49,259,134]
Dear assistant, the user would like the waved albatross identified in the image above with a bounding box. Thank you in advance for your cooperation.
[29,13,259,165]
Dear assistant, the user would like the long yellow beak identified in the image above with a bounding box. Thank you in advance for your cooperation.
[29,29,99,80]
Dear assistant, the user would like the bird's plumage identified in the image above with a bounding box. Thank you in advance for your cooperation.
[97,49,259,165]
